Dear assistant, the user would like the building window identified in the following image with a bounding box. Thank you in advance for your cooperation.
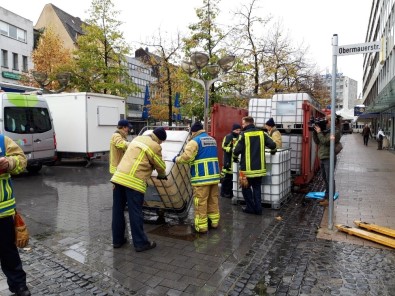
[1,49,8,68]
[12,53,18,70]
[22,55,28,72]
[0,21,27,43]
[17,28,26,42]
[0,21,7,35]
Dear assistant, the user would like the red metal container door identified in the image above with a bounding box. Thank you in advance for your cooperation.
[294,101,325,186]
[210,104,248,169]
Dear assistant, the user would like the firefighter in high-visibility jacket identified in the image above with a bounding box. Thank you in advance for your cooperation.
[233,116,277,215]
[111,127,167,252]
[173,121,220,233]
[0,135,31,296]
[109,119,132,174]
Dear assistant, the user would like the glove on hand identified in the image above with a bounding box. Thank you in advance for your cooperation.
[239,176,249,188]
[270,149,277,155]
[14,212,29,248]
[157,175,168,181]
[172,154,179,163]
[233,157,239,163]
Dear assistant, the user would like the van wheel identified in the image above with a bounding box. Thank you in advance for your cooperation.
[27,164,42,173]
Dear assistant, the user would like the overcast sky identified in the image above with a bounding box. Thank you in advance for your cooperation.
[2,0,372,95]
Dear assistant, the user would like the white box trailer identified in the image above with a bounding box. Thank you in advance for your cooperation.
[43,92,126,162]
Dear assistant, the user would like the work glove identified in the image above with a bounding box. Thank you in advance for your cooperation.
[157,175,168,181]
[233,157,239,163]
[270,148,277,155]
[239,172,249,188]
[14,212,29,248]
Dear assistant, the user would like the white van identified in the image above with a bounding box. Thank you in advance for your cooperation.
[0,92,56,173]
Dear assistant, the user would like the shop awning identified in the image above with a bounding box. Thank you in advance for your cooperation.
[365,77,395,112]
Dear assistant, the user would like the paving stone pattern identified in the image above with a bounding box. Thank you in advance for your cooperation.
[0,239,137,296]
[217,175,395,296]
[1,138,395,296]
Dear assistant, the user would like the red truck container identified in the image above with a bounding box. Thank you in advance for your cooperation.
[210,104,248,168]
[292,101,326,187]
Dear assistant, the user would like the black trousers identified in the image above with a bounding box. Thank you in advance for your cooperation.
[0,215,27,291]
[220,173,233,197]
[363,135,369,145]
[377,140,383,150]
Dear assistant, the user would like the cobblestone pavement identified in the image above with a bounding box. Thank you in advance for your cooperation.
[1,239,136,296]
[0,133,394,296]
[216,186,395,295]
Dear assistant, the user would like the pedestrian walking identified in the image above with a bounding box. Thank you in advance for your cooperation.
[376,128,385,150]
[220,123,241,199]
[362,124,372,146]
[233,116,277,215]
[265,117,282,148]
[0,135,31,296]
[312,115,341,206]
[109,119,132,174]
[173,121,220,233]
[110,127,167,252]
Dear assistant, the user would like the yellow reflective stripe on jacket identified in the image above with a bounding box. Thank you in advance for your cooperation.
[9,156,24,175]
[111,171,147,193]
[190,157,220,185]
[244,131,266,176]
[109,165,117,174]
[0,178,16,218]
[134,140,166,171]
[109,131,128,174]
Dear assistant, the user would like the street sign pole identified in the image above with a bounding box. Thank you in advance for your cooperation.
[328,34,338,230]
[327,36,381,230]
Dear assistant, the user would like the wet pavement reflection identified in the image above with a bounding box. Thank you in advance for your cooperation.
[6,150,394,295]
[11,160,277,295]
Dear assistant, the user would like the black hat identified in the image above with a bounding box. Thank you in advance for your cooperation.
[153,127,167,141]
[191,121,203,132]
[118,119,132,128]
[232,123,241,131]
[265,118,275,127]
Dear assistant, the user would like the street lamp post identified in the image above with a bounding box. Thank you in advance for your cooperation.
[32,71,71,94]
[181,52,235,132]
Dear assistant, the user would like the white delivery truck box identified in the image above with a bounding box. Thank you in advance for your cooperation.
[43,92,126,162]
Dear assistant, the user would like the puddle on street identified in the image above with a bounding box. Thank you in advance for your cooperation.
[149,224,197,241]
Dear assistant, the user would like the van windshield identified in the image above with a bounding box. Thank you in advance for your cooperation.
[4,107,52,134]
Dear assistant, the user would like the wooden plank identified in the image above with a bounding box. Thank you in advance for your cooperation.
[354,220,395,239]
[336,224,395,249]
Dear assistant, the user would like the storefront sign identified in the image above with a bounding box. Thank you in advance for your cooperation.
[2,71,21,80]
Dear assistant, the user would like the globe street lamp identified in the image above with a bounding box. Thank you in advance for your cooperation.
[32,71,71,94]
[181,52,235,131]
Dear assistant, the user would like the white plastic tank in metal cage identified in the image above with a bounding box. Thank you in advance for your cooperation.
[232,148,292,209]
[140,127,193,220]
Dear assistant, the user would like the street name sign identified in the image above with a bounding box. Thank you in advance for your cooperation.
[337,41,381,56]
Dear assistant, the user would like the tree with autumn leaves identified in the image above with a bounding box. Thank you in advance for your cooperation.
[24,27,73,91]
[25,0,138,97]
[24,0,330,122]
[70,0,139,97]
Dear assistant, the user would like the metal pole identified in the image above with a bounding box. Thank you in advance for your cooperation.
[190,77,219,132]
[328,34,338,230]
[204,80,209,132]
